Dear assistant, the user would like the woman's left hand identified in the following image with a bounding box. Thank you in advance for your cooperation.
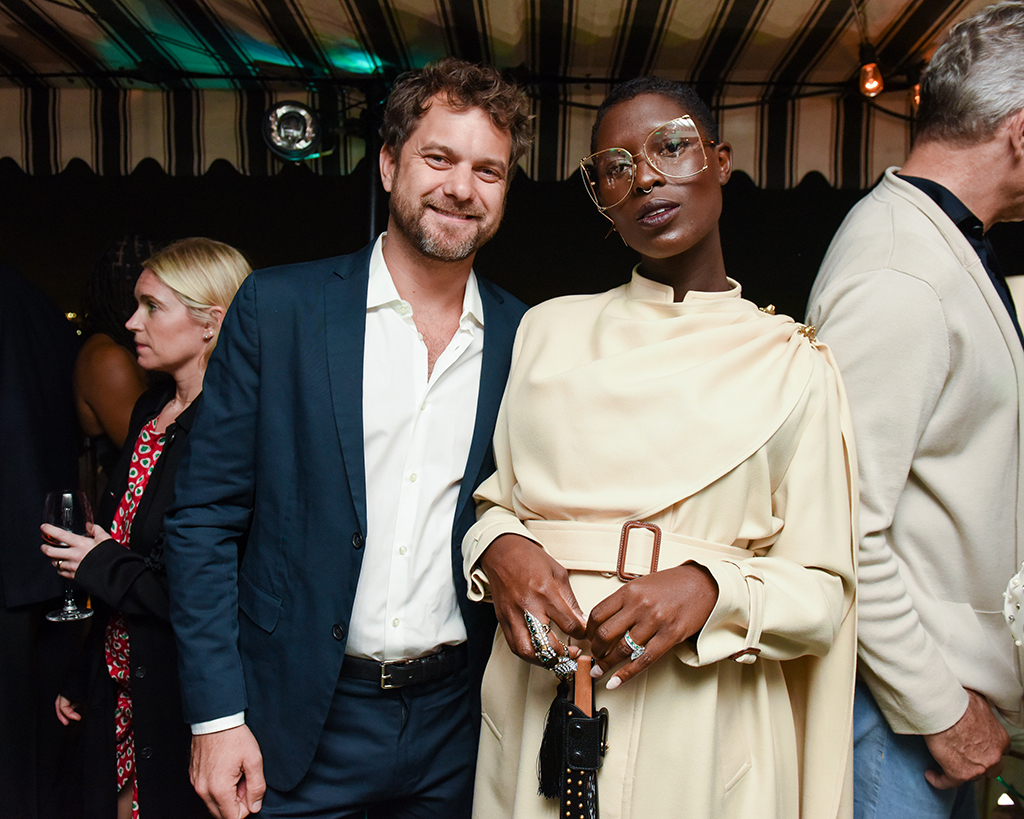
[40,522,112,580]
[585,563,719,690]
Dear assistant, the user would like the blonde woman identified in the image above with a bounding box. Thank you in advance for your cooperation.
[40,238,251,819]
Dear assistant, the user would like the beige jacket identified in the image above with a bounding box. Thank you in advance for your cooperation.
[809,168,1024,734]
[465,273,857,819]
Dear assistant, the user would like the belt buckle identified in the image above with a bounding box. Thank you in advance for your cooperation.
[617,520,661,582]
[380,659,412,690]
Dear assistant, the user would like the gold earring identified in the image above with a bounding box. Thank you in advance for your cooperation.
[604,224,628,246]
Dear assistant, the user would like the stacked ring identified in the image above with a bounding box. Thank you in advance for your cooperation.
[624,630,646,661]
[525,610,578,682]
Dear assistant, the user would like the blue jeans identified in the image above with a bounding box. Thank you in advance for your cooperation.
[855,679,977,819]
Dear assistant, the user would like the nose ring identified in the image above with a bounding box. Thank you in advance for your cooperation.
[638,185,654,194]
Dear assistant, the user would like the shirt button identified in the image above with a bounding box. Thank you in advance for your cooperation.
[409,473,417,482]
[134,666,147,679]
[351,532,364,549]
[398,545,408,555]
[392,618,400,628]
[140,747,153,760]
[332,623,347,641]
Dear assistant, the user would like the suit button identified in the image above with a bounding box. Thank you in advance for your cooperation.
[135,666,146,679]
[140,747,153,759]
[332,623,346,641]
[351,532,364,549]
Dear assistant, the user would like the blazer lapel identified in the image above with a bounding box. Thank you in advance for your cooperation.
[324,246,373,535]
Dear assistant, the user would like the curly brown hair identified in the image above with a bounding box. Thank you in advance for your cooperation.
[380,57,533,175]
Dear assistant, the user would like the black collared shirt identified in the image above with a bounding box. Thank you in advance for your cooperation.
[898,173,1023,346]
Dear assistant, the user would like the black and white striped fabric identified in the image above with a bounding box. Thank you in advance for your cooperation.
[0,0,991,186]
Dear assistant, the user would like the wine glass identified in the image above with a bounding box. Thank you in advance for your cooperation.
[43,490,94,622]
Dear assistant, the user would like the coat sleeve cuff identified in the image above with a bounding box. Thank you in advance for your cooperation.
[678,558,763,666]
[463,513,537,602]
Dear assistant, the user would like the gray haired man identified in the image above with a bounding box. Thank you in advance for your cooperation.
[807,3,1024,817]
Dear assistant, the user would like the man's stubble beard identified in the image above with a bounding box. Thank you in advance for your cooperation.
[388,183,504,263]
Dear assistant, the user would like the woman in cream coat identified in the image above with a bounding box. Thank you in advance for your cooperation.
[464,79,858,819]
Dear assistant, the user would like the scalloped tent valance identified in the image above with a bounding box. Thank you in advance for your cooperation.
[0,81,916,187]
[0,0,993,187]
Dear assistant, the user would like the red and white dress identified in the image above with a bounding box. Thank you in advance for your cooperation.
[105,418,166,819]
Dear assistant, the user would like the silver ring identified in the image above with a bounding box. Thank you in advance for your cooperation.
[624,630,646,661]
[638,185,654,194]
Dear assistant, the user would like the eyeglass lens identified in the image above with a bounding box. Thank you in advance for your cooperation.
[583,117,707,209]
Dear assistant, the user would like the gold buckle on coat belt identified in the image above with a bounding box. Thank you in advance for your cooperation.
[617,520,661,582]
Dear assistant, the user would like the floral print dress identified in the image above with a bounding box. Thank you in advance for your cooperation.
[105,418,166,819]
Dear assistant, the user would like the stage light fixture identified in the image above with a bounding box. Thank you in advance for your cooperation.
[262,101,322,161]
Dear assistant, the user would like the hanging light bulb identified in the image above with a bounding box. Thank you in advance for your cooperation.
[859,43,884,97]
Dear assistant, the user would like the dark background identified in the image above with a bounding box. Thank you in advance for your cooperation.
[3,156,1022,322]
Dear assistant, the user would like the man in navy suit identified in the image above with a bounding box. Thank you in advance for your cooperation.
[164,58,532,819]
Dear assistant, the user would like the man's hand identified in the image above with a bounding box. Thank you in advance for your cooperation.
[478,533,587,663]
[190,725,266,818]
[924,689,1008,789]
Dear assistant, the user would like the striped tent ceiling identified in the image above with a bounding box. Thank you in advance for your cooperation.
[0,0,994,185]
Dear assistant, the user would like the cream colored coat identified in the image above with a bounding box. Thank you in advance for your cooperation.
[464,272,857,819]
[809,169,1024,734]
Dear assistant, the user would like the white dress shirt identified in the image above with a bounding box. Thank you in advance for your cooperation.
[346,234,482,660]
[192,235,484,734]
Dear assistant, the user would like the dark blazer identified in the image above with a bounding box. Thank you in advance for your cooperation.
[165,242,528,791]
[65,384,208,818]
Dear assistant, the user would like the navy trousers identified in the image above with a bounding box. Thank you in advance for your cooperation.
[260,666,477,819]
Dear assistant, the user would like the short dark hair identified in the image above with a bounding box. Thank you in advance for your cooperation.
[916,1,1024,144]
[591,77,719,152]
[380,57,534,173]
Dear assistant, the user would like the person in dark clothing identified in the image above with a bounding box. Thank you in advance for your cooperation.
[0,262,83,819]
[40,238,250,819]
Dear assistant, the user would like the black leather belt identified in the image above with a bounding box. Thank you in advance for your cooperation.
[340,643,468,689]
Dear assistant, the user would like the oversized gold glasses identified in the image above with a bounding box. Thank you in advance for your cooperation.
[580,115,717,211]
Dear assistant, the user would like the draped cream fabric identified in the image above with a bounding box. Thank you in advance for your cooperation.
[464,272,857,818]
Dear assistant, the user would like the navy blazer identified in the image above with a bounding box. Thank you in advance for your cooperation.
[165,243,527,791]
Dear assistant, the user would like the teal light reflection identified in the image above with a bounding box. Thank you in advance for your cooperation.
[89,19,387,82]
[325,45,383,75]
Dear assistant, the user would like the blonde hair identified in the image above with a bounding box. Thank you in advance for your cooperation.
[144,238,251,355]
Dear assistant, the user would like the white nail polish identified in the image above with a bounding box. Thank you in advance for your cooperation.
[606,676,621,691]
[590,664,603,678]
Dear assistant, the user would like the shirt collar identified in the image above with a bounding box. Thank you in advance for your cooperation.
[897,174,985,241]
[366,233,485,327]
